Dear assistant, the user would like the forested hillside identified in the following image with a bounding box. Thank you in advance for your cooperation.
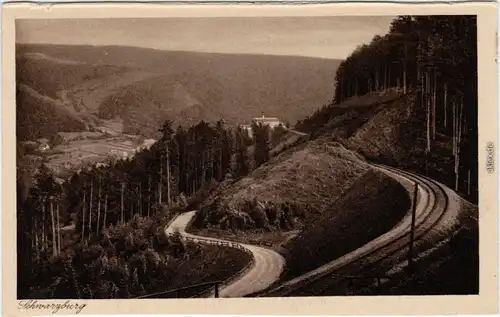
[16,118,266,298]
[17,44,340,138]
[295,16,478,203]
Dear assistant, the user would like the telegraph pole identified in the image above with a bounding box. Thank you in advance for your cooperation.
[408,182,418,276]
[214,283,219,298]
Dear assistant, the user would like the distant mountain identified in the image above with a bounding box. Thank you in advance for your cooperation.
[16,44,341,138]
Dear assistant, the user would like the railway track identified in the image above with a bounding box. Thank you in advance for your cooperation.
[258,164,451,297]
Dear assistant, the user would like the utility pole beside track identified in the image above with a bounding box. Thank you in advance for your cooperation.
[408,182,418,277]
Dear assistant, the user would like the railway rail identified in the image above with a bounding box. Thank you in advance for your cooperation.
[160,162,459,298]
[258,164,451,297]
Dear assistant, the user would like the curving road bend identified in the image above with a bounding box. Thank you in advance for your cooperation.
[165,211,285,298]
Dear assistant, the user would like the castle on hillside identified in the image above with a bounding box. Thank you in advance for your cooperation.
[252,113,282,129]
[239,113,283,138]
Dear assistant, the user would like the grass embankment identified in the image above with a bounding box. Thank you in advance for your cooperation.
[23,212,252,299]
[281,169,411,281]
[189,140,371,245]
[339,93,476,204]
[300,91,476,204]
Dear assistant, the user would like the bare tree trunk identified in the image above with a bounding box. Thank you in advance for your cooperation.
[97,176,101,234]
[56,204,60,256]
[467,169,471,196]
[166,144,171,205]
[384,65,388,90]
[425,72,431,153]
[88,181,93,239]
[103,194,108,230]
[388,68,391,89]
[139,182,142,216]
[121,182,125,224]
[443,82,448,128]
[403,45,407,94]
[50,200,57,257]
[201,151,206,187]
[452,101,456,156]
[219,148,223,180]
[432,72,437,140]
[159,158,163,204]
[147,175,151,217]
[33,217,38,249]
[455,99,464,191]
[82,186,86,243]
[458,100,464,147]
[42,198,47,250]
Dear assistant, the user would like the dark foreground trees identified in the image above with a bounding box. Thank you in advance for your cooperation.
[17,119,256,298]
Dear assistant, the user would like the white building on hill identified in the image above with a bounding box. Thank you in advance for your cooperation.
[240,114,283,138]
[252,113,282,129]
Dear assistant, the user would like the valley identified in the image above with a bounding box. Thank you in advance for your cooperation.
[16,44,339,178]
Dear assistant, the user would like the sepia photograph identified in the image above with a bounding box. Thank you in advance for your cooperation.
[3,2,498,316]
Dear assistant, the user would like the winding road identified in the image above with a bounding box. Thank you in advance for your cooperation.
[165,211,285,298]
[164,162,463,298]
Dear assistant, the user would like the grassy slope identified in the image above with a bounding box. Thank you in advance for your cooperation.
[192,139,371,234]
[225,139,368,213]
[282,169,411,280]
[345,94,454,180]
[300,90,475,203]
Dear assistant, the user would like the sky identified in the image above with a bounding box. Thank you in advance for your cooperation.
[16,16,395,60]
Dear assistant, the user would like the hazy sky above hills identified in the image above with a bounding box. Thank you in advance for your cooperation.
[17,16,395,59]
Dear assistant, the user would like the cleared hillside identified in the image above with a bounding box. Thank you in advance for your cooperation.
[344,94,459,195]
[294,90,476,204]
[191,139,371,232]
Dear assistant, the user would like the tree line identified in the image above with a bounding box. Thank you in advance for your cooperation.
[296,15,478,201]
